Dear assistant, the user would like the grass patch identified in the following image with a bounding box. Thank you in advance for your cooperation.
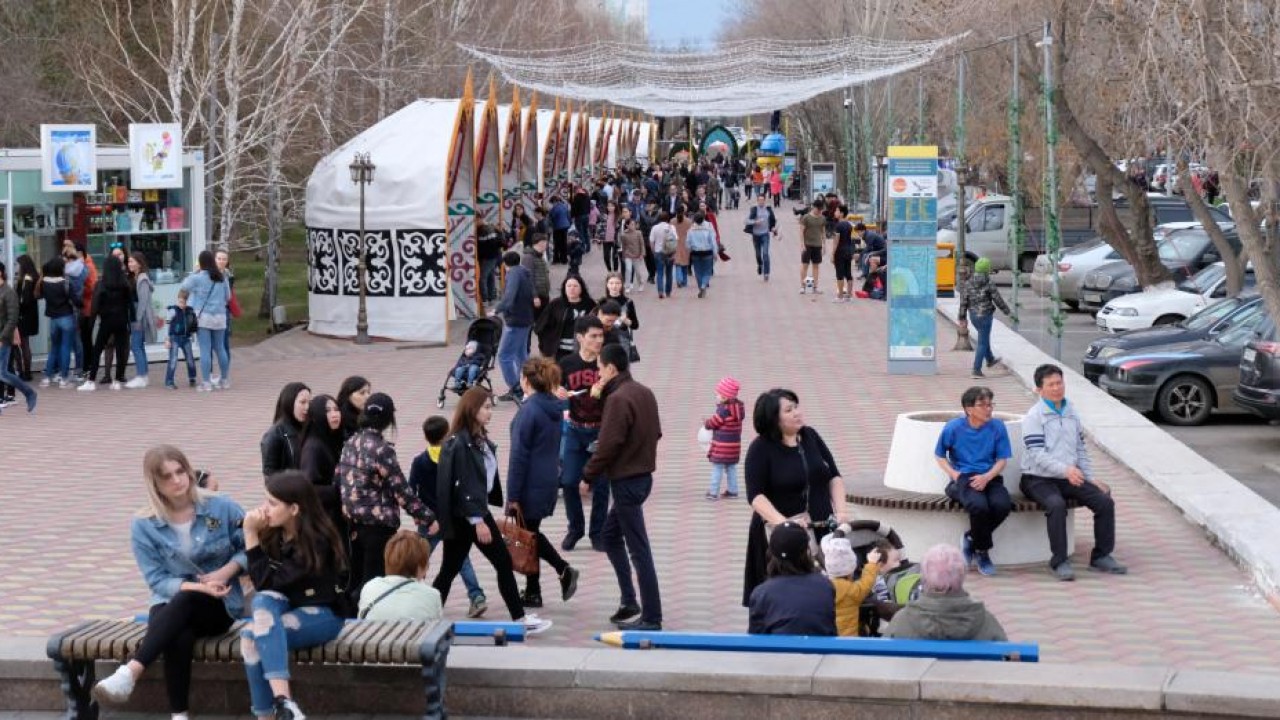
[229,226,309,347]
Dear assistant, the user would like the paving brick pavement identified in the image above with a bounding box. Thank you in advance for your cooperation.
[3,204,1279,674]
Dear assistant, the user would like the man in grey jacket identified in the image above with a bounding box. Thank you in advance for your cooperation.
[1021,364,1125,581]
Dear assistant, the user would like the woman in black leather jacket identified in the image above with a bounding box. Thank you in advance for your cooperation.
[260,382,311,476]
[433,386,552,634]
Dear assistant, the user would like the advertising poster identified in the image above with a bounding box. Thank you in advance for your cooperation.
[128,123,184,189]
[41,124,97,192]
[810,162,836,196]
[886,145,939,375]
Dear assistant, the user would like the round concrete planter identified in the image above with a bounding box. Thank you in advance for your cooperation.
[884,410,1026,497]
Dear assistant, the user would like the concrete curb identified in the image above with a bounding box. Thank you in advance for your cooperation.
[938,300,1280,605]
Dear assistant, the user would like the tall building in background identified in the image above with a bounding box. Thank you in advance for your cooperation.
[582,0,648,42]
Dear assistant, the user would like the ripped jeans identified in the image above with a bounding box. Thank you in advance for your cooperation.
[240,592,342,716]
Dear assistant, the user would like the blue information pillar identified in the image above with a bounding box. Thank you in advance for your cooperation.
[885,146,939,376]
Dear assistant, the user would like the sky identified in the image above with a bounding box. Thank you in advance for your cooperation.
[647,0,730,48]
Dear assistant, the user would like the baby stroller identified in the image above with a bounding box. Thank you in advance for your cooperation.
[436,316,503,408]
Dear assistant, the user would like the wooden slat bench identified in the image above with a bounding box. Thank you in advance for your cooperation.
[847,480,1081,514]
[47,618,452,720]
[596,630,1039,662]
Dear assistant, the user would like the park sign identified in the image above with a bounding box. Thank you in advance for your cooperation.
[886,145,939,375]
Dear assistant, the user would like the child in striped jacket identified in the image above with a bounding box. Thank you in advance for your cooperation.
[704,377,746,500]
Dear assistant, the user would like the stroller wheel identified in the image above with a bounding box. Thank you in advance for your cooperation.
[436,398,445,408]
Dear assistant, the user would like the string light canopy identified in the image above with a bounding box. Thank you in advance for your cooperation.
[458,34,968,117]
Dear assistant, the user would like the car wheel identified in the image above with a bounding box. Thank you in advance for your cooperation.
[1064,299,1080,311]
[1019,254,1037,274]
[1153,314,1184,326]
[1156,375,1214,426]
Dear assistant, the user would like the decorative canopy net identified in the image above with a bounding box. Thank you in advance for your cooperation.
[458,34,966,117]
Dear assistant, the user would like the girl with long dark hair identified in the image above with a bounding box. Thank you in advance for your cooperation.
[533,274,595,360]
[78,254,133,391]
[239,471,346,720]
[336,375,371,439]
[260,382,311,476]
[125,251,157,388]
[299,393,346,533]
[180,250,231,391]
[11,255,39,382]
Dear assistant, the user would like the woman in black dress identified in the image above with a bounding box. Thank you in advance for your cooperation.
[742,388,849,606]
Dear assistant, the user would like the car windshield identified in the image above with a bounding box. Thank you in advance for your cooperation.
[1183,296,1247,330]
[1213,304,1267,346]
[1179,264,1225,294]
[1158,231,1209,262]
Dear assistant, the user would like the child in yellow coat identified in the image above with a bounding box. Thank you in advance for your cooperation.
[821,528,882,637]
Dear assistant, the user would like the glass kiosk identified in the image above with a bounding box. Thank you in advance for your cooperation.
[0,147,207,360]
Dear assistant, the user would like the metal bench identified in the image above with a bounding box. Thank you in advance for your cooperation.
[847,480,1082,513]
[596,630,1039,662]
[47,618,452,720]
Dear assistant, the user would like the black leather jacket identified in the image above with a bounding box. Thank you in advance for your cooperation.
[435,428,504,539]
[260,421,302,476]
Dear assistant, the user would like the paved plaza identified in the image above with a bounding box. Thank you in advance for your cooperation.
[4,204,1280,674]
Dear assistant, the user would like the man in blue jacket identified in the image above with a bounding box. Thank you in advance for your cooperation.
[493,251,534,403]
[548,196,572,265]
[1021,364,1126,581]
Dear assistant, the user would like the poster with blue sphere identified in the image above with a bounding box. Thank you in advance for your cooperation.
[41,124,97,192]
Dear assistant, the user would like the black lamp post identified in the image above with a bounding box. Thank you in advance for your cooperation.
[349,152,376,345]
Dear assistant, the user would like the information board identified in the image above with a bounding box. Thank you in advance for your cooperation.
[885,146,939,375]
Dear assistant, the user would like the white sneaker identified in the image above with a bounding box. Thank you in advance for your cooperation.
[625,284,633,292]
[522,613,553,635]
[110,381,123,391]
[57,377,69,388]
[197,382,213,393]
[77,380,97,392]
[219,378,231,390]
[91,665,136,705]
[125,376,149,389]
[39,378,50,388]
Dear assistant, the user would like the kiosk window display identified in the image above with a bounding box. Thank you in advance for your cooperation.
[0,146,206,359]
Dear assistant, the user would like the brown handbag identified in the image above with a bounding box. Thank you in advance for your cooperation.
[499,509,540,576]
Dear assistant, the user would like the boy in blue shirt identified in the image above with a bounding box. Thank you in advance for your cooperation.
[934,386,1013,576]
[163,289,198,389]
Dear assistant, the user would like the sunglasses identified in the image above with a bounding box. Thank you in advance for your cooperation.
[109,241,124,250]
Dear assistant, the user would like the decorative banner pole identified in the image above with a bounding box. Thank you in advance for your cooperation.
[1039,20,1064,360]
[1007,41,1024,332]
[953,55,973,352]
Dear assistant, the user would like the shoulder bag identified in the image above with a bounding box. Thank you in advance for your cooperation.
[499,507,540,576]
[763,436,824,564]
[358,578,415,619]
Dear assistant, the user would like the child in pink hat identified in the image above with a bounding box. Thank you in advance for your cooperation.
[704,376,746,500]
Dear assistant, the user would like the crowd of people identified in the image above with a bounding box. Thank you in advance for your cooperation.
[80,157,1133,720]
[0,244,241,413]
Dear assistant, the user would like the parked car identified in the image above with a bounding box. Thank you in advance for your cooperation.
[1095,262,1255,333]
[1097,304,1274,425]
[1029,239,1124,309]
[1233,315,1280,420]
[1081,293,1263,384]
[1078,226,1241,312]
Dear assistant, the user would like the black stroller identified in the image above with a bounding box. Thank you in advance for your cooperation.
[436,316,503,408]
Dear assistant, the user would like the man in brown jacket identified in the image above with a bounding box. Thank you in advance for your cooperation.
[582,343,663,630]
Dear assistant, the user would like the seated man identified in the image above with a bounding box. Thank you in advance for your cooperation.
[1021,363,1127,581]
[935,386,1013,576]
[884,543,1006,641]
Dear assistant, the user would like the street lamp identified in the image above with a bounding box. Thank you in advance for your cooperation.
[349,152,376,345]
[953,164,973,351]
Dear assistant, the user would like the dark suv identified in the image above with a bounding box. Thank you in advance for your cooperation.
[1078,227,1241,312]
[1234,315,1280,419]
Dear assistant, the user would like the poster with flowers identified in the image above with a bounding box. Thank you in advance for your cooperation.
[41,124,97,192]
[129,123,183,189]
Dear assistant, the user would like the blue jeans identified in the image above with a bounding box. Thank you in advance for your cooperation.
[675,263,688,288]
[496,324,531,393]
[196,327,230,384]
[573,215,591,249]
[560,422,609,541]
[423,531,485,602]
[0,343,36,410]
[654,253,674,296]
[452,364,482,386]
[691,254,714,290]
[708,463,738,496]
[603,474,662,623]
[480,257,500,302]
[130,328,149,377]
[969,312,996,373]
[752,233,772,276]
[165,337,196,386]
[240,593,342,717]
[46,315,76,380]
[223,319,232,358]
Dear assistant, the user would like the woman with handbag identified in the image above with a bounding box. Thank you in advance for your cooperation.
[741,388,849,606]
[433,386,552,634]
[506,358,580,608]
[180,250,231,392]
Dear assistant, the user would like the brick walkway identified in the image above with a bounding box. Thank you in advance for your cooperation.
[4,203,1280,674]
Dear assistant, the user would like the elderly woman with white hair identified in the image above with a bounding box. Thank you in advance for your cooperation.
[884,543,1007,641]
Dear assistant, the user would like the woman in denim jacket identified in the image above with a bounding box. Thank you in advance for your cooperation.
[93,445,247,718]
[180,250,231,391]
